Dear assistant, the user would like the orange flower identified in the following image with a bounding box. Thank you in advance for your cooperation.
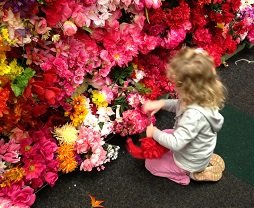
[89,195,104,208]
[67,95,88,127]
[57,144,78,173]
[0,167,25,188]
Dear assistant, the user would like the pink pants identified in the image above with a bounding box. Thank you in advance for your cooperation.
[145,129,190,185]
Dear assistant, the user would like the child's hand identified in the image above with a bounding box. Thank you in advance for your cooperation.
[146,124,156,138]
[143,100,165,116]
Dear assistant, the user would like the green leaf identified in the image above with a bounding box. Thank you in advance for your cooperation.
[82,26,93,34]
[113,96,129,114]
[11,68,36,97]
[98,122,104,129]
[11,85,22,97]
[134,83,151,94]
[111,65,134,85]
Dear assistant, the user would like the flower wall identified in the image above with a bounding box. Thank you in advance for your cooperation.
[0,0,254,207]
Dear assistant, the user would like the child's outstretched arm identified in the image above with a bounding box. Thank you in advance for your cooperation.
[143,99,178,115]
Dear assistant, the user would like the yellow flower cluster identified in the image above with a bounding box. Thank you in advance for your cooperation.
[91,90,108,108]
[53,123,78,145]
[68,95,88,127]
[1,28,16,45]
[57,143,78,174]
[0,57,24,80]
[0,167,25,188]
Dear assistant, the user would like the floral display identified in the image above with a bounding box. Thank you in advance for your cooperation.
[0,0,253,206]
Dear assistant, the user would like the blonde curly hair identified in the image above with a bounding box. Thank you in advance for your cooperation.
[167,47,226,109]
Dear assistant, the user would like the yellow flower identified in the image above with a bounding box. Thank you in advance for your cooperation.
[0,58,24,79]
[52,34,60,42]
[8,59,24,79]
[53,123,78,144]
[1,28,16,45]
[73,95,86,108]
[216,23,225,29]
[91,90,108,108]
[0,167,25,188]
[66,95,89,127]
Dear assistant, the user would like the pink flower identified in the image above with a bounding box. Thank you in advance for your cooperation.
[35,18,50,34]
[47,160,60,172]
[143,0,162,9]
[31,178,44,189]
[24,162,46,180]
[10,128,29,143]
[11,186,36,207]
[72,5,86,27]
[36,138,58,161]
[76,127,104,154]
[2,152,20,163]
[102,86,115,104]
[127,93,144,108]
[0,197,12,208]
[0,139,20,164]
[1,183,36,207]
[139,34,160,54]
[44,172,58,187]
[114,108,154,136]
[63,21,77,36]
[247,26,254,43]
[162,28,186,49]
[79,146,107,172]
[80,159,93,171]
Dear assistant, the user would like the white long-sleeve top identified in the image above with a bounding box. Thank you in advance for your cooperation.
[153,99,224,173]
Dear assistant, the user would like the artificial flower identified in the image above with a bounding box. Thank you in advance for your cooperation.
[57,143,78,173]
[0,167,25,188]
[63,21,78,36]
[53,123,78,144]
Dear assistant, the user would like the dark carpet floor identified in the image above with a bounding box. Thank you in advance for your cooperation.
[32,47,254,208]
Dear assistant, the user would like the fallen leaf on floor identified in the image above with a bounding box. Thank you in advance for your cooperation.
[89,194,104,208]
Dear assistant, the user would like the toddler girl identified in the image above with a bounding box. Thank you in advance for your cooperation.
[143,47,226,185]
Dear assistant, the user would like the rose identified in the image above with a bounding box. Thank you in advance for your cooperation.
[11,186,36,207]
[44,171,58,187]
[63,21,77,36]
[35,18,50,34]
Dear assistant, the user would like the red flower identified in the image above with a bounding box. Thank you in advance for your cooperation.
[42,0,73,26]
[0,88,10,117]
[32,72,61,105]
[166,2,191,29]
[126,137,168,159]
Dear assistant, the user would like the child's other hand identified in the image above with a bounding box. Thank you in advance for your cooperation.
[146,124,155,138]
[143,100,165,116]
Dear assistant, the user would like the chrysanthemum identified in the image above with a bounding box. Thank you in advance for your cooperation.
[68,96,89,127]
[0,167,25,188]
[53,123,78,144]
[57,144,78,173]
[91,90,108,108]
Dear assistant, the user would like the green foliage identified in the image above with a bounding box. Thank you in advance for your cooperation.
[11,68,35,97]
[82,26,93,34]
[134,83,151,94]
[111,65,134,85]
[113,96,129,115]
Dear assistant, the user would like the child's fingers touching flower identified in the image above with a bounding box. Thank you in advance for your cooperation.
[146,124,155,138]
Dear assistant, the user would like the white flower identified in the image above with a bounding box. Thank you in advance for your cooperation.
[0,160,6,174]
[240,0,254,9]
